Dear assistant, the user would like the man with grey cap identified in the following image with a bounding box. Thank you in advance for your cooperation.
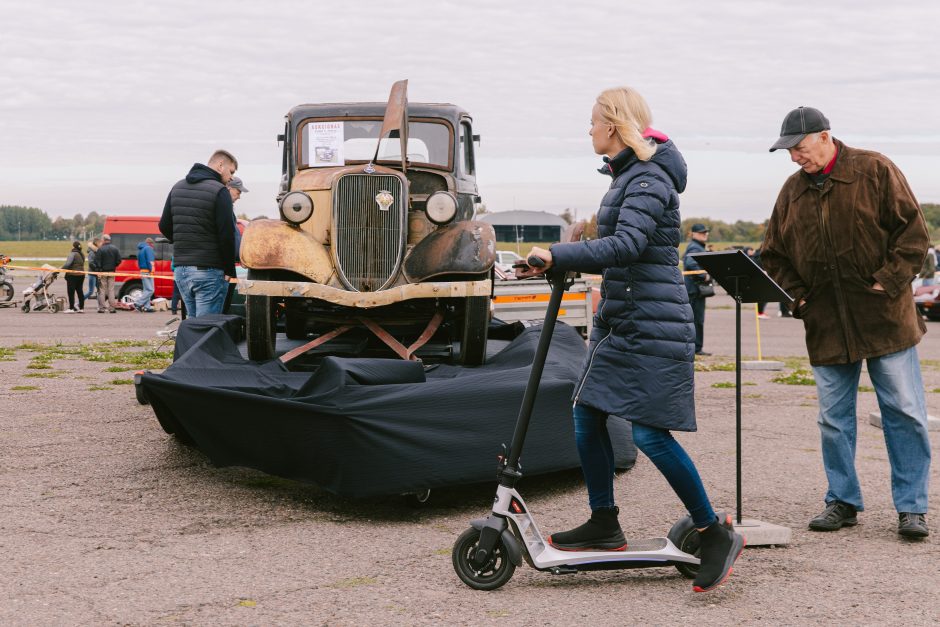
[761,107,931,539]
[682,223,711,355]
[222,176,247,313]
[95,233,122,313]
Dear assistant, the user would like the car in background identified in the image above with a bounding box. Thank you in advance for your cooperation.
[914,283,940,320]
[495,250,523,276]
[103,215,246,308]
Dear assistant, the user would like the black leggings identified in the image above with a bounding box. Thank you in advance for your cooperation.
[65,275,85,310]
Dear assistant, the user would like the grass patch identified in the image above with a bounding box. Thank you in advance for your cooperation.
[0,240,73,258]
[24,371,68,378]
[7,341,173,371]
[858,385,874,392]
[109,378,134,385]
[88,385,113,391]
[921,359,940,369]
[0,347,15,361]
[11,385,39,391]
[711,381,756,388]
[772,369,815,386]
[744,393,763,399]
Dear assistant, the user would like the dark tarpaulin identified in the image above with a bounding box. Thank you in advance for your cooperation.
[142,315,636,498]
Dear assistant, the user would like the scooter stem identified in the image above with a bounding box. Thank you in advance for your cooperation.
[501,268,569,480]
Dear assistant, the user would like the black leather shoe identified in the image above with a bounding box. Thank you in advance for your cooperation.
[808,501,858,531]
[898,513,929,538]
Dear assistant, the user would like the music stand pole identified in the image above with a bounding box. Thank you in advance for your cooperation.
[735,276,743,525]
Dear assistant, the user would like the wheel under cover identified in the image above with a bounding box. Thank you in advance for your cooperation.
[459,295,490,366]
[245,269,275,360]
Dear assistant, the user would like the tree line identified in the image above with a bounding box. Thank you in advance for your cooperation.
[5,202,940,243]
[0,206,105,241]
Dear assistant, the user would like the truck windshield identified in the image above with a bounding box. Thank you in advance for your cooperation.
[299,119,451,169]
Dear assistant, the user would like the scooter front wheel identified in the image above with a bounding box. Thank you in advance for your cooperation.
[667,515,699,579]
[452,527,516,591]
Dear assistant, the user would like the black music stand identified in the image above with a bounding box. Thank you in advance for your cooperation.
[689,249,794,545]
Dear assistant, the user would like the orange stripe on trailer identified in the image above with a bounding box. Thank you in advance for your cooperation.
[493,293,586,304]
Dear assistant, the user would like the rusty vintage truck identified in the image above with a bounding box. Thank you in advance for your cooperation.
[238,81,496,364]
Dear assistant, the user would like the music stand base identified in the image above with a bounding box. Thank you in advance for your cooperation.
[733,519,792,546]
[869,411,940,431]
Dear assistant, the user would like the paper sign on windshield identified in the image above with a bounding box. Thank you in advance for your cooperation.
[308,122,344,167]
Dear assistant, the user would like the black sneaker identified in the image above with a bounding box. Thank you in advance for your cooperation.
[808,501,858,531]
[695,351,712,357]
[548,506,627,551]
[693,514,745,593]
[898,513,929,538]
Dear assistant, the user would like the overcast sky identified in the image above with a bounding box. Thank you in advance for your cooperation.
[1,0,938,224]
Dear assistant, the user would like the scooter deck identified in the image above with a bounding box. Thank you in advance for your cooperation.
[531,536,696,570]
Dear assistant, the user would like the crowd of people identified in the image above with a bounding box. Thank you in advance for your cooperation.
[55,151,246,318]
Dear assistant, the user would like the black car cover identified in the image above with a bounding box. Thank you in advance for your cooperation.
[142,315,636,498]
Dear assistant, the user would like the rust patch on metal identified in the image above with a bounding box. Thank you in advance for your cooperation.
[403,221,496,282]
[239,219,333,283]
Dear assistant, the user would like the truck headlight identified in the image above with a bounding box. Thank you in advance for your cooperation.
[279,191,314,225]
[426,191,458,225]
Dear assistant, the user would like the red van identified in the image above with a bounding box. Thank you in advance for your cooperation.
[103,216,174,301]
[103,216,246,302]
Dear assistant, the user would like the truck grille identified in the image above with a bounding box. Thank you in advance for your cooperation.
[333,174,406,292]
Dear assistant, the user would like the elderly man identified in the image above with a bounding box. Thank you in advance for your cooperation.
[761,106,931,539]
[95,233,122,313]
[159,149,238,317]
[222,176,248,314]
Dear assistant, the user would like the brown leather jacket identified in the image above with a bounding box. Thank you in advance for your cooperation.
[762,139,928,366]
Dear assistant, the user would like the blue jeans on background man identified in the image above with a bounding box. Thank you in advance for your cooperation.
[135,273,154,311]
[174,266,227,317]
[573,404,717,528]
[84,273,97,299]
[811,346,931,514]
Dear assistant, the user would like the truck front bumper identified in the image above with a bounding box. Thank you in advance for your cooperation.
[236,278,492,308]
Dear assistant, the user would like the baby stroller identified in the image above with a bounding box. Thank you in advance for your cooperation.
[0,254,13,303]
[21,264,63,313]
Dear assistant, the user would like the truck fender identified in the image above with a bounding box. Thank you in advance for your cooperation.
[403,221,496,282]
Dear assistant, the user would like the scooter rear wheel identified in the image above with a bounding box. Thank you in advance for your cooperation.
[452,527,516,591]
[667,515,699,579]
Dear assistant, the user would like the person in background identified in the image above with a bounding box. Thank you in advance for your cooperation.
[84,238,100,300]
[762,106,931,539]
[682,223,711,355]
[519,86,743,593]
[159,149,238,317]
[222,176,248,314]
[61,240,85,313]
[747,246,771,319]
[134,237,156,313]
[95,234,121,313]
[918,245,936,286]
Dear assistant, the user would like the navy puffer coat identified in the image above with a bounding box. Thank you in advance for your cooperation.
[549,141,696,431]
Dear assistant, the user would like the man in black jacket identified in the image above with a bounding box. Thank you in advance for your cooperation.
[682,223,711,355]
[159,150,238,317]
[95,234,122,313]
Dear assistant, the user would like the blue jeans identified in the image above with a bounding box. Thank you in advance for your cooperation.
[84,273,97,299]
[135,274,154,309]
[574,404,717,528]
[812,346,931,513]
[174,266,227,317]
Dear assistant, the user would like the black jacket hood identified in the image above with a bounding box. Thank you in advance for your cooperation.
[186,163,223,185]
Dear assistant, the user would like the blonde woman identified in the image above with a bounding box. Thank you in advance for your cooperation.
[518,87,744,592]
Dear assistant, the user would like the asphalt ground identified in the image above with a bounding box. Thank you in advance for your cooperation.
[1,292,939,625]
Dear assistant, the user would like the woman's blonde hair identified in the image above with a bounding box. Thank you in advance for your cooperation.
[596,87,656,161]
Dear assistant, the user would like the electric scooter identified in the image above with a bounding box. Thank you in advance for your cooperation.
[452,255,705,591]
